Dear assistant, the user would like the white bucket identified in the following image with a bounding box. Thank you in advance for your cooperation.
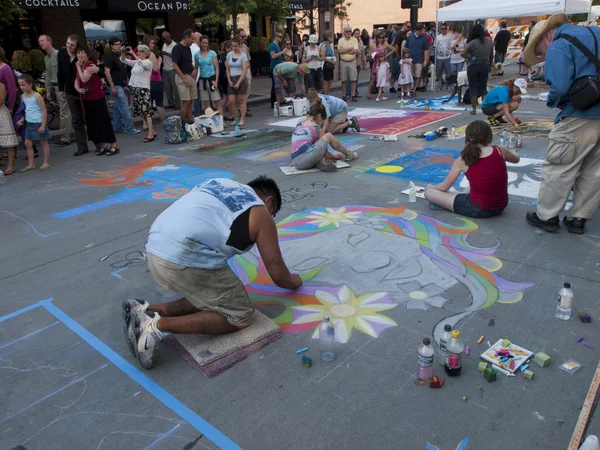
[292,98,305,116]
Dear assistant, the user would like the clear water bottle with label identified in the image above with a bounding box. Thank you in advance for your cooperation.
[417,338,434,381]
[439,324,452,365]
[500,128,507,146]
[555,282,573,320]
[319,316,336,362]
[508,132,516,150]
[451,126,456,137]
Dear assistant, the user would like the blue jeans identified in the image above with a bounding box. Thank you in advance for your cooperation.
[345,65,361,97]
[112,86,135,132]
[494,53,506,64]
[451,62,464,73]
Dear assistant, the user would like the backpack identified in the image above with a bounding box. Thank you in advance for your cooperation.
[164,115,187,144]
[184,122,207,141]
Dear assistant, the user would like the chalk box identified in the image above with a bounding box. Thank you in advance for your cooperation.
[195,114,224,133]
[480,339,534,374]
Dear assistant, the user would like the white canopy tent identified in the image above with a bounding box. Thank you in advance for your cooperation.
[437,0,592,21]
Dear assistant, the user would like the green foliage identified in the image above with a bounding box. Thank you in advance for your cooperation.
[209,42,220,52]
[28,49,45,72]
[136,18,156,36]
[334,0,351,21]
[11,50,32,73]
[0,0,25,29]
[248,36,269,52]
[189,0,291,31]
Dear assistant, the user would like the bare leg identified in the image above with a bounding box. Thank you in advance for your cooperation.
[413,77,421,93]
[40,140,50,166]
[322,132,351,157]
[238,96,247,125]
[367,78,376,99]
[470,96,478,115]
[24,140,35,168]
[149,297,199,317]
[144,116,154,139]
[157,107,165,123]
[157,311,246,334]
[351,81,357,98]
[227,95,237,123]
[330,120,350,135]
[341,80,347,97]
[6,147,15,172]
[425,188,458,211]
[377,87,383,100]
[214,100,223,117]
[323,80,332,95]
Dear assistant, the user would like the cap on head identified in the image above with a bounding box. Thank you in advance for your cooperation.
[513,78,528,94]
[522,13,569,67]
[308,34,318,44]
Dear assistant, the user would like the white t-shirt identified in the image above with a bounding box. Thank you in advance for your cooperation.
[435,33,453,60]
[162,41,177,71]
[190,43,200,82]
[226,51,248,77]
[457,71,468,87]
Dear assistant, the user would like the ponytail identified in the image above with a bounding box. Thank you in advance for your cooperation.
[307,87,319,104]
[461,120,493,167]
[309,99,326,119]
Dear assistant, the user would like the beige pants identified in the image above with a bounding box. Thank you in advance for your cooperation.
[54,86,73,141]
[537,116,600,221]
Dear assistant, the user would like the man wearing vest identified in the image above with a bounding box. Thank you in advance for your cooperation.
[123,176,303,370]
[338,24,360,102]
[524,14,600,235]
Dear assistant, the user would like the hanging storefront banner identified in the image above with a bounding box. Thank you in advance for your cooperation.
[17,0,96,7]
[289,0,312,11]
[107,0,188,12]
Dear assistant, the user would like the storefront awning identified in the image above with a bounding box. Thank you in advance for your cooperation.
[107,0,188,12]
[16,0,96,8]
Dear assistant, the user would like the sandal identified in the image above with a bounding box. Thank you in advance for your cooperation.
[144,136,156,143]
[351,97,358,102]
[20,167,36,172]
[106,146,120,156]
[487,115,499,126]
[39,164,51,170]
[96,145,108,156]
[316,161,337,172]
[345,151,359,161]
[3,168,15,175]
[342,96,348,101]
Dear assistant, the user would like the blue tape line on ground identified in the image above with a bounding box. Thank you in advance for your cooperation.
[456,438,470,450]
[0,300,45,323]
[39,299,241,450]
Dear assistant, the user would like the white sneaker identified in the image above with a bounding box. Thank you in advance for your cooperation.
[134,311,163,370]
[122,299,149,357]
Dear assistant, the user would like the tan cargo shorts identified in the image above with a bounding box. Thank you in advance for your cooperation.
[147,253,254,327]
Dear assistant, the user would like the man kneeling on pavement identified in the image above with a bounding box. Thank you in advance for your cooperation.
[523,14,600,235]
[123,176,303,369]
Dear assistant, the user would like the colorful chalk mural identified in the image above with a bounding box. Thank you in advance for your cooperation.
[51,156,234,219]
[208,131,365,164]
[402,94,468,111]
[269,108,460,137]
[230,205,534,344]
[456,120,553,139]
[367,148,463,185]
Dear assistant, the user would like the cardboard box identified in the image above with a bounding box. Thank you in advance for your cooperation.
[195,114,224,134]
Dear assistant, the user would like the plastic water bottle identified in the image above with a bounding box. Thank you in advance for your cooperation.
[0,170,5,185]
[444,330,464,377]
[580,435,600,450]
[508,132,516,150]
[408,181,417,202]
[234,118,241,136]
[439,324,452,366]
[500,128,507,146]
[273,102,279,117]
[555,282,573,320]
[451,125,456,137]
[319,316,336,362]
[417,338,434,381]
[399,94,404,109]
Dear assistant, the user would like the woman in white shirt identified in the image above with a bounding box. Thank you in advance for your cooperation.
[302,35,324,92]
[450,28,466,73]
[225,37,249,126]
[123,45,155,142]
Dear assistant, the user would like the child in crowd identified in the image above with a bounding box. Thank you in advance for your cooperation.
[17,74,51,172]
[398,47,414,99]
[0,83,18,175]
[424,120,520,218]
[481,78,527,127]
[375,50,390,102]
[291,98,358,173]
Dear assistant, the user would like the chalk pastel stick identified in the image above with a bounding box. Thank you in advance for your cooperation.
[576,337,584,343]
[583,342,594,349]
[296,347,309,354]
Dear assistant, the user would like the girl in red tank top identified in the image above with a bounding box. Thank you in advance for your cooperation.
[424,120,520,218]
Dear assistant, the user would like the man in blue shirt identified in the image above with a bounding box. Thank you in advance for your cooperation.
[407,24,431,93]
[269,30,285,107]
[524,14,600,235]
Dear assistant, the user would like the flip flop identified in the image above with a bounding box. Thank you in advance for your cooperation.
[39,165,51,170]
[345,151,359,161]
[20,167,36,172]
[3,168,15,175]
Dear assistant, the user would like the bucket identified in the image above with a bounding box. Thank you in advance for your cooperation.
[292,98,305,116]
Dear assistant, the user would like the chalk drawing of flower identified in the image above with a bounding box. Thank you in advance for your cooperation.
[306,207,363,228]
[291,285,398,343]
[404,282,449,310]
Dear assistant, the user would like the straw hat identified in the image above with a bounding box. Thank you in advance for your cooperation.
[298,63,310,74]
[523,14,569,67]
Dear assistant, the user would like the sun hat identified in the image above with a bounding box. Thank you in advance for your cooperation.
[308,34,318,44]
[523,14,569,67]
[298,63,310,73]
[513,78,528,94]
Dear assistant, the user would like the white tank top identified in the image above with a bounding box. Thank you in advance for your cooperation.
[306,46,321,69]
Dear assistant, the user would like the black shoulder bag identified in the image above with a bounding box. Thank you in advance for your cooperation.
[556,28,600,110]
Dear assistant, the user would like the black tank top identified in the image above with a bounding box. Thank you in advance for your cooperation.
[226,207,254,251]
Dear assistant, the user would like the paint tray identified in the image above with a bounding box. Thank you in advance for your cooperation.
[480,339,534,374]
